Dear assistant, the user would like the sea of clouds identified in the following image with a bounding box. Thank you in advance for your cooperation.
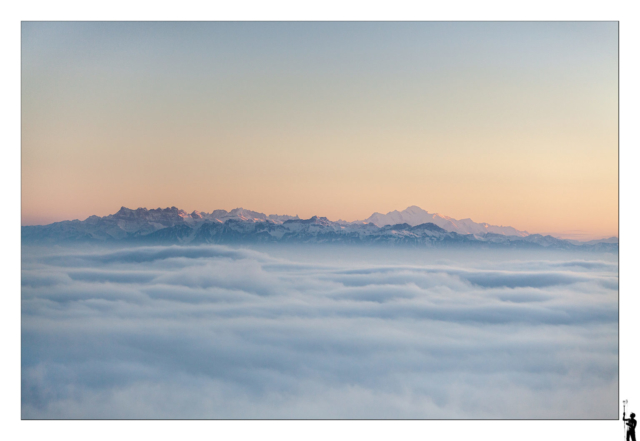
[21,244,618,419]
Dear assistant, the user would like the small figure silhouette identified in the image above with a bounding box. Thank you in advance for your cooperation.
[624,412,637,441]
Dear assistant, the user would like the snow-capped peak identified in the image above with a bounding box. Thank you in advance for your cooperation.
[359,206,528,237]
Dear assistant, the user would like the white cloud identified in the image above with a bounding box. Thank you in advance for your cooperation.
[21,244,618,419]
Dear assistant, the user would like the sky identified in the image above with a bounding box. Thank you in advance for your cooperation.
[21,22,618,239]
[21,244,618,418]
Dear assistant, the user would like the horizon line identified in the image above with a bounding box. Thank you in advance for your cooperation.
[20,204,619,242]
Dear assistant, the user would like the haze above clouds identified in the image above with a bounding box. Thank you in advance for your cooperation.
[21,244,618,419]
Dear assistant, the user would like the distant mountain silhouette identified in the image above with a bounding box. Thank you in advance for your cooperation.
[21,206,617,251]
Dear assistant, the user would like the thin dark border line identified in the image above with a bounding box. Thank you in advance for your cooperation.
[617,18,621,425]
[20,20,620,22]
[19,20,621,422]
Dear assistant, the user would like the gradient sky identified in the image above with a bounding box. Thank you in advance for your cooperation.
[21,22,618,239]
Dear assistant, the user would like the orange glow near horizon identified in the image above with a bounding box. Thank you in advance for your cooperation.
[21,22,618,241]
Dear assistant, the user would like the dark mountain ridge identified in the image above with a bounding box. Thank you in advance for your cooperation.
[21,206,618,251]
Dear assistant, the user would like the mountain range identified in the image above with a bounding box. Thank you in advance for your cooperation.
[354,206,528,236]
[21,206,618,251]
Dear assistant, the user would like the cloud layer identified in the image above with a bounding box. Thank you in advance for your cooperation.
[21,244,618,419]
